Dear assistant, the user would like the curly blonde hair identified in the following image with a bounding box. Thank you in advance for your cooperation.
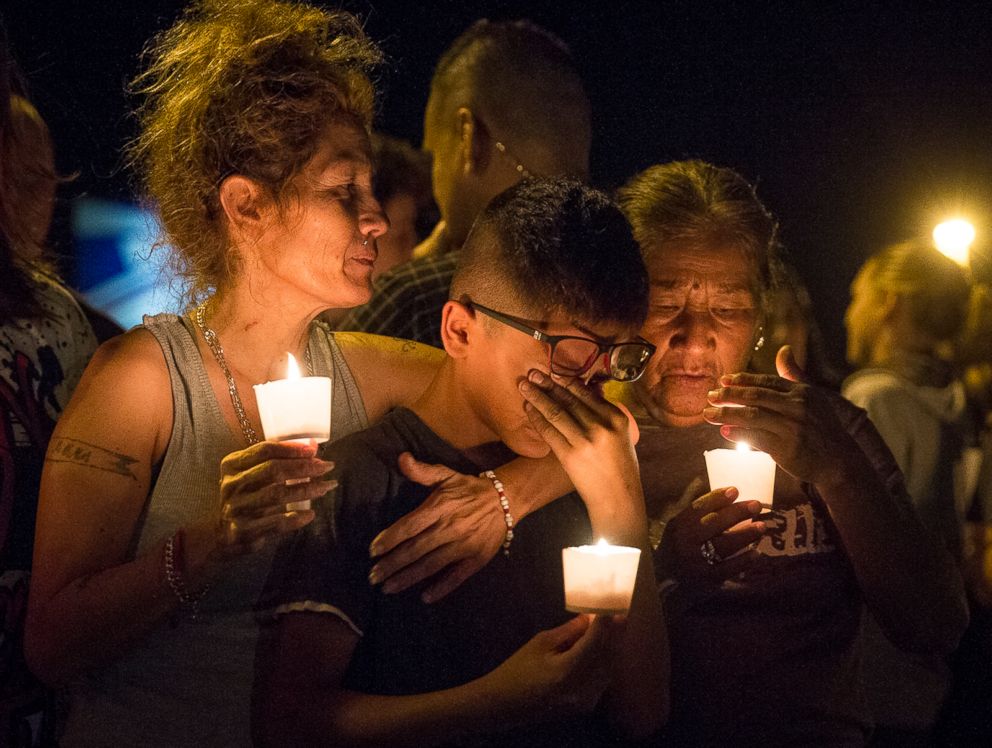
[129,0,381,303]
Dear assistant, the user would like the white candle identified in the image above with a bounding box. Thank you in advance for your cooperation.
[562,539,641,615]
[253,353,332,512]
[703,441,776,507]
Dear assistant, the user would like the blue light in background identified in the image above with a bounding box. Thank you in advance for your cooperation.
[72,198,184,329]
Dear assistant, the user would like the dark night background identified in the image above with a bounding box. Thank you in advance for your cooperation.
[4,0,992,365]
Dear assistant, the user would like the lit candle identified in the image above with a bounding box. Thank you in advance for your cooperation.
[253,353,332,511]
[562,538,641,615]
[703,441,776,507]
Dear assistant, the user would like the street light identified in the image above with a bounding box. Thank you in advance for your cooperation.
[932,219,975,266]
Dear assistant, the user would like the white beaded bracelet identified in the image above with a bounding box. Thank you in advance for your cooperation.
[482,470,514,556]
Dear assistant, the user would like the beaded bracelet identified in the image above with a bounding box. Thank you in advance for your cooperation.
[164,529,205,617]
[482,470,514,556]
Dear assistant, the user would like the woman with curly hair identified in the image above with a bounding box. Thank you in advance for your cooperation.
[22,2,446,744]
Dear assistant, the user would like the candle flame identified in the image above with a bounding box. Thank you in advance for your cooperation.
[286,352,302,380]
[736,441,751,452]
[596,538,609,548]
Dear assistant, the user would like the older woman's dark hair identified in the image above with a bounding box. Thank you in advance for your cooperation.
[617,160,783,304]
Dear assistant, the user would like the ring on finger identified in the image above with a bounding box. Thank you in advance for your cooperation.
[701,539,723,566]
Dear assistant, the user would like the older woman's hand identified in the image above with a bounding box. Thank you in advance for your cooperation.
[189,441,335,566]
[702,346,863,489]
[367,455,506,603]
[656,486,766,586]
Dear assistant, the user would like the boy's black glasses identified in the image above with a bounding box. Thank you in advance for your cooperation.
[468,302,656,383]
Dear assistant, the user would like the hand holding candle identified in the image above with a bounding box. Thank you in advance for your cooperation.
[562,539,641,615]
[253,352,332,510]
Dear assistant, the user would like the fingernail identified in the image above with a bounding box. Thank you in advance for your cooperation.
[321,480,338,493]
[707,389,721,401]
[691,497,704,510]
[752,521,766,532]
[702,406,720,420]
[720,425,733,438]
[369,535,383,557]
[725,487,739,500]
[518,379,533,393]
[745,500,761,512]
[720,374,734,386]
[528,370,547,384]
[368,566,381,585]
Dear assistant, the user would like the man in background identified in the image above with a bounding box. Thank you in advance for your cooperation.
[337,18,591,348]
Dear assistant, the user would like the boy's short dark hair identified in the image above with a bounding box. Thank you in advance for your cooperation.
[451,177,649,330]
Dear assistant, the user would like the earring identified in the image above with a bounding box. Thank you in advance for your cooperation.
[753,327,765,351]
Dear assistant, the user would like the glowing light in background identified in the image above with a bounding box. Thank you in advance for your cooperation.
[932,219,975,266]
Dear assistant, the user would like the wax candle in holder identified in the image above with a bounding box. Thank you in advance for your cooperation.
[253,353,332,511]
[703,441,776,507]
[562,539,641,615]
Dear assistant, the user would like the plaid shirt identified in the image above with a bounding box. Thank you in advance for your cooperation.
[336,252,460,348]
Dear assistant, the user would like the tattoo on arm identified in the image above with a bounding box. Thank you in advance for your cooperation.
[47,437,140,481]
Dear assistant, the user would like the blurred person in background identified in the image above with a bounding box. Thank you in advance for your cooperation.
[843,240,974,745]
[0,22,98,747]
[6,93,122,342]
[337,19,591,347]
[844,241,971,560]
[369,132,436,279]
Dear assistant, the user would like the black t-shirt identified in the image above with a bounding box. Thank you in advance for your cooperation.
[262,407,602,746]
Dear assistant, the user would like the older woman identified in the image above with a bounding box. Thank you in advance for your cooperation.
[22,1,560,745]
[612,160,967,745]
[373,160,969,745]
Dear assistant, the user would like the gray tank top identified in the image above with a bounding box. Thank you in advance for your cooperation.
[62,313,368,747]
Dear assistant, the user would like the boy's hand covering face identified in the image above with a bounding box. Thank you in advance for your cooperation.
[518,369,639,512]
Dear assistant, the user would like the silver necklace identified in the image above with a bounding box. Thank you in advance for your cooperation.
[193,302,313,446]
